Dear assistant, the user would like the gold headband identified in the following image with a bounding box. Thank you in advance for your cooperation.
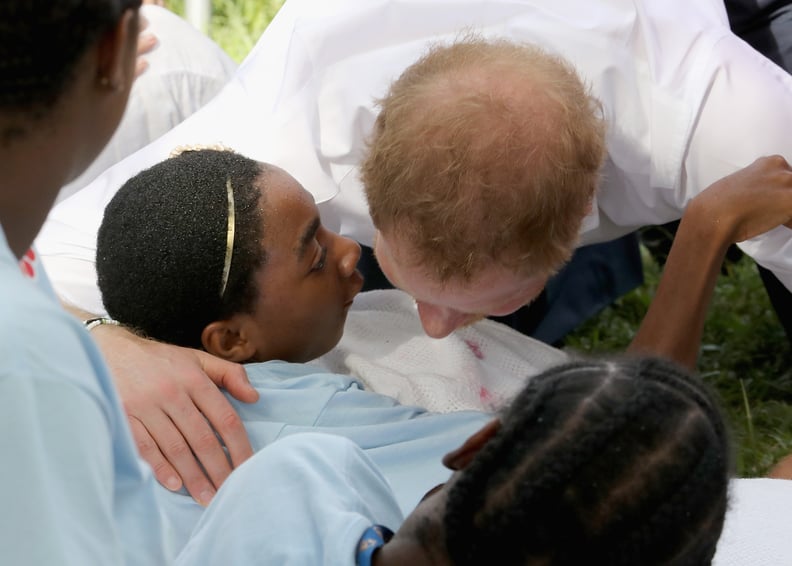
[220,179,236,298]
[169,142,235,158]
[165,144,238,297]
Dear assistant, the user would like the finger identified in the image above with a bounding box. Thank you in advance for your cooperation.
[142,403,220,506]
[134,58,149,79]
[136,32,158,56]
[198,351,259,403]
[164,384,235,497]
[192,379,254,470]
[128,415,182,492]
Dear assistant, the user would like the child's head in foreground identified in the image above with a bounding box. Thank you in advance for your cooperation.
[379,356,731,566]
[96,148,363,363]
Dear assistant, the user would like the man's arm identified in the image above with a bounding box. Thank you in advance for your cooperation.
[65,303,257,505]
[630,156,792,368]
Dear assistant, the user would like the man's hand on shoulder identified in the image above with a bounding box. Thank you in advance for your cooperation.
[90,323,258,506]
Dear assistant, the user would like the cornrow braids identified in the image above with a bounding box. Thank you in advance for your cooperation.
[97,149,265,349]
[444,356,731,566]
[0,0,142,121]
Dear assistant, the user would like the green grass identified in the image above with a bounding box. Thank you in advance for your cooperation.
[565,248,792,476]
[174,0,792,477]
[169,0,283,62]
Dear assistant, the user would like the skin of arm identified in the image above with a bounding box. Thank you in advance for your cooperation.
[630,155,792,368]
[63,302,257,506]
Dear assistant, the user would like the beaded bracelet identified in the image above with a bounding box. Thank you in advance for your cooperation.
[83,317,120,332]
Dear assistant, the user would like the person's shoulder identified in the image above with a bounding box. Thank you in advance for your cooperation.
[244,359,362,389]
[0,246,110,393]
[263,432,362,463]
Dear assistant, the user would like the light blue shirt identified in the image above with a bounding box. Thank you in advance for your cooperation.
[158,360,491,550]
[178,434,404,565]
[0,232,173,565]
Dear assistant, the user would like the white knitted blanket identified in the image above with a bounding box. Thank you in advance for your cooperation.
[314,290,568,413]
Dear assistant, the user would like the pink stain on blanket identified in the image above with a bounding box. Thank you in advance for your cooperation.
[465,339,484,359]
[465,340,491,403]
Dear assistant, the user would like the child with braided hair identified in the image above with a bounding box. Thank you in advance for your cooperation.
[176,355,731,565]
[436,357,729,565]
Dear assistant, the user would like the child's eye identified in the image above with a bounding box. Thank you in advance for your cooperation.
[311,245,328,272]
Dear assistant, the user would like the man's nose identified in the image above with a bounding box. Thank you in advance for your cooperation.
[415,301,471,339]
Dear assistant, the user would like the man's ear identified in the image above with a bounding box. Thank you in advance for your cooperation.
[95,7,139,91]
[442,418,501,471]
[201,320,256,363]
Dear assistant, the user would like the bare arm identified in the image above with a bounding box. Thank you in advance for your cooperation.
[630,156,792,368]
[64,303,258,505]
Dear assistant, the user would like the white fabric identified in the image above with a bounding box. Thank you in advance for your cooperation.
[713,478,792,565]
[316,290,567,412]
[37,0,792,314]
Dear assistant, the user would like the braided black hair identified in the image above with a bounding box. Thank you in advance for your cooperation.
[97,149,266,349]
[0,0,142,122]
[444,356,731,565]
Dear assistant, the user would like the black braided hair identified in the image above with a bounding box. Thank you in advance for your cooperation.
[444,356,731,566]
[96,149,266,349]
[0,0,142,121]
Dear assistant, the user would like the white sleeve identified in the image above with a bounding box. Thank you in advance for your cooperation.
[684,33,792,291]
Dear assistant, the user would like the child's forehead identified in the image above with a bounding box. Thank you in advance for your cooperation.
[257,171,320,241]
[257,164,315,202]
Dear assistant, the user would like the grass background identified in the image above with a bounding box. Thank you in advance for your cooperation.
[168,0,792,477]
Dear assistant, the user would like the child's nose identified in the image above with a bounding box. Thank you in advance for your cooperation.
[337,235,361,277]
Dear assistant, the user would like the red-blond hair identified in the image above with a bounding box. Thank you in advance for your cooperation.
[362,37,606,282]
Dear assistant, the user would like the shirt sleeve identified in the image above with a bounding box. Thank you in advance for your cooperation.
[177,434,403,566]
[0,375,122,565]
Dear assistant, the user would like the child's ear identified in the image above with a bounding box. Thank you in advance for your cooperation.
[442,418,501,471]
[201,320,255,363]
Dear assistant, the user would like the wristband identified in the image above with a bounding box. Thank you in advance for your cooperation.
[83,317,120,332]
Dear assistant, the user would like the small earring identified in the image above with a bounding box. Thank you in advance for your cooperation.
[98,76,122,92]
